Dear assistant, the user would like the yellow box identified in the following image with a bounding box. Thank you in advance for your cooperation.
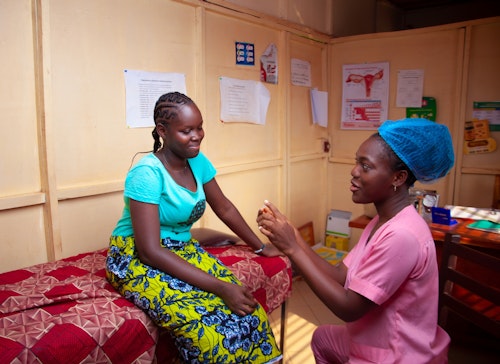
[325,234,349,251]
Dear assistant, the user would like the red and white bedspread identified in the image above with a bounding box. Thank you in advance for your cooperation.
[0,245,291,363]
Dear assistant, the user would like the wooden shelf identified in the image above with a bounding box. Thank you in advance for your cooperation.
[348,215,372,229]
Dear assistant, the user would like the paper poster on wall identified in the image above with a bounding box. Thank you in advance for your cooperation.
[472,101,500,132]
[260,43,278,84]
[396,69,424,108]
[219,77,270,125]
[291,59,311,87]
[341,62,389,130]
[310,88,328,128]
[124,70,186,128]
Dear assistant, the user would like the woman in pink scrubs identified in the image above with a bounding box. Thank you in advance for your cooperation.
[257,118,454,363]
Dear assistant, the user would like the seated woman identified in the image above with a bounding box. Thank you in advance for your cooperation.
[106,92,282,363]
[257,118,454,363]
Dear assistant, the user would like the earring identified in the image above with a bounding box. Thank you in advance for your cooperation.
[393,185,397,192]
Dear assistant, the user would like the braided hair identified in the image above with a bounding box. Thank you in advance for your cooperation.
[151,92,194,152]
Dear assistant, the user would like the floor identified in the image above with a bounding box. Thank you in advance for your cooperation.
[268,278,499,364]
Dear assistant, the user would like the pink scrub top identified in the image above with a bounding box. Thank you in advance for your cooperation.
[343,205,449,363]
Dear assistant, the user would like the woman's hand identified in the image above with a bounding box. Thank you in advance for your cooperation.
[218,282,259,316]
[257,201,300,256]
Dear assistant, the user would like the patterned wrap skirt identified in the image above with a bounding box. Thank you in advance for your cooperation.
[106,236,282,364]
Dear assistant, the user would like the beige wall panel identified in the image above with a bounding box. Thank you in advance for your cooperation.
[285,0,332,35]
[457,20,500,207]
[0,0,40,195]
[58,192,124,257]
[287,35,330,235]
[47,0,197,187]
[0,207,46,273]
[458,174,496,208]
[329,29,463,208]
[332,0,376,37]
[330,29,462,159]
[289,159,327,244]
[203,12,282,166]
[201,169,281,236]
[461,21,500,174]
[224,0,282,18]
[224,0,333,34]
[289,37,329,157]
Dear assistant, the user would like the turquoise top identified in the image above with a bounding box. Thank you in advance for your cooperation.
[112,151,216,242]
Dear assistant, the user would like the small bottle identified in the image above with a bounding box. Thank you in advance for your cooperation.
[422,194,437,222]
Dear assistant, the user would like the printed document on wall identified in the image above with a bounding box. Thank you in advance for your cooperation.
[124,70,186,128]
[219,77,270,125]
[396,69,424,108]
[310,88,328,127]
[341,62,389,130]
[291,59,311,87]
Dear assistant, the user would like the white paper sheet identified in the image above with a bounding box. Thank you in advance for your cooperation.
[219,77,270,125]
[124,70,186,128]
[291,59,311,87]
[310,88,328,127]
[396,69,424,108]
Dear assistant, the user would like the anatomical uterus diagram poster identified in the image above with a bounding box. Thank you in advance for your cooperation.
[341,62,389,130]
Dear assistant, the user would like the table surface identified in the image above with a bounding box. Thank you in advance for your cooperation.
[349,215,500,250]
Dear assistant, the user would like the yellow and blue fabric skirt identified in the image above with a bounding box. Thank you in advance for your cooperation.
[106,236,281,363]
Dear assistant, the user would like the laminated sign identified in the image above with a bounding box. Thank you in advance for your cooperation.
[463,119,497,154]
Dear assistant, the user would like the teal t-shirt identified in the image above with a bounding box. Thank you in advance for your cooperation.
[112,151,216,242]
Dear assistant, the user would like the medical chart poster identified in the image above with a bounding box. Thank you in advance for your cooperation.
[124,70,186,128]
[341,62,389,130]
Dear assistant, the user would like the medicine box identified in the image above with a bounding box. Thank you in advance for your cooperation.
[325,209,352,251]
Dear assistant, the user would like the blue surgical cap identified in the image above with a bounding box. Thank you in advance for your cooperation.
[378,118,455,183]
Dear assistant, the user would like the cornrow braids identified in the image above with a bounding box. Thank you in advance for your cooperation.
[152,92,194,152]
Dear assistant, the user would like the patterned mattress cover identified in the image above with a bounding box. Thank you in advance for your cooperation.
[0,243,291,363]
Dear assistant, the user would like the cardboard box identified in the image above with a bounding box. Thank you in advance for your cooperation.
[325,235,349,251]
[325,209,352,251]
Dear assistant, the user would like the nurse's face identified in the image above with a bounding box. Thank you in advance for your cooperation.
[350,136,396,205]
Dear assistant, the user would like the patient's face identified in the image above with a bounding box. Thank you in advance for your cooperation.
[163,104,205,159]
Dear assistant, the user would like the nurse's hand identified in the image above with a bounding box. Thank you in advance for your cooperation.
[257,201,299,256]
